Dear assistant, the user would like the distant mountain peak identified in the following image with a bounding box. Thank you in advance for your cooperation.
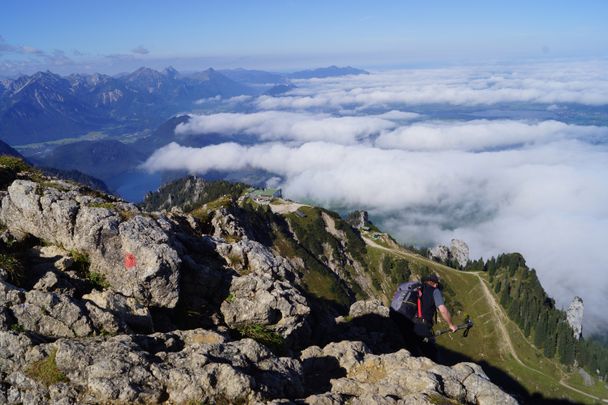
[163,66,178,78]
[288,65,369,79]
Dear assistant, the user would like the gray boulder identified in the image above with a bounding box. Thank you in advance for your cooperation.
[13,332,303,404]
[221,272,311,347]
[11,290,94,337]
[0,331,34,373]
[216,239,299,280]
[300,340,517,405]
[348,299,389,319]
[0,180,181,308]
[82,289,152,333]
[0,279,24,307]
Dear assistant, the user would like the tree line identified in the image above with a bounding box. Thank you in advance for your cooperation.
[479,253,607,380]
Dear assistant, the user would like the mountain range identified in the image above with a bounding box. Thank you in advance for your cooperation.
[0,65,369,146]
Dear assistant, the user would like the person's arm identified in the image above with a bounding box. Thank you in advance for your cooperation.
[438,304,458,332]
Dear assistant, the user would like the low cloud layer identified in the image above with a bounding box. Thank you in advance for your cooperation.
[256,61,608,109]
[176,110,420,144]
[144,61,608,334]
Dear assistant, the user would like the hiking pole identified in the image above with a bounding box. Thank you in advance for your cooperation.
[434,317,474,338]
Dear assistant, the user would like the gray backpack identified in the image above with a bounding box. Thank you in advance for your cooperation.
[390,281,422,319]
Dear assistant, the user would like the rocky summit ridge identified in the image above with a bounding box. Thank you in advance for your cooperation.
[0,162,516,404]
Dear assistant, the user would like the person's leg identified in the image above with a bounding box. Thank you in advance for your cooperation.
[413,322,437,361]
[420,338,438,362]
[389,310,422,355]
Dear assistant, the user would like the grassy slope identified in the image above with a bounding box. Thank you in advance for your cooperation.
[364,237,608,404]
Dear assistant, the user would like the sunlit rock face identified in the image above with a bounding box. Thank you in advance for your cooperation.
[429,239,470,268]
[450,239,470,268]
[567,296,584,340]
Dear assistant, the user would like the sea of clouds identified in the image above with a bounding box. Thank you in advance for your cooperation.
[143,60,608,334]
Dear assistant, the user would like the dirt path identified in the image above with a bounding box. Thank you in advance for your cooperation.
[269,200,307,215]
[363,237,608,403]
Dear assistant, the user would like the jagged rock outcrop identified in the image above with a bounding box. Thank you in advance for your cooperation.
[429,245,450,263]
[301,340,517,404]
[346,210,370,230]
[450,239,470,268]
[429,239,470,268]
[0,329,303,404]
[215,239,299,281]
[0,180,181,308]
[215,238,313,347]
[566,296,584,340]
[0,326,517,405]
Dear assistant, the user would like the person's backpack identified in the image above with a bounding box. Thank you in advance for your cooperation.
[390,281,423,319]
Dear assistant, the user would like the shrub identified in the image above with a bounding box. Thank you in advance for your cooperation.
[88,201,115,210]
[26,349,68,386]
[237,323,284,352]
[10,323,25,333]
[0,155,31,172]
[87,271,110,290]
[0,253,25,285]
[68,249,90,274]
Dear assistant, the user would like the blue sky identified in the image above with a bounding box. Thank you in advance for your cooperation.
[1,0,608,74]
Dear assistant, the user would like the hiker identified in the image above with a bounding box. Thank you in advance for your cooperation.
[389,273,457,361]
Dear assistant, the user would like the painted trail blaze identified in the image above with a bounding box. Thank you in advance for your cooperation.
[124,253,137,269]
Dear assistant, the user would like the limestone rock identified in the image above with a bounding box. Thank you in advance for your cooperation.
[221,272,311,347]
[429,239,470,268]
[32,270,78,297]
[54,337,165,403]
[299,340,517,405]
[429,245,449,263]
[566,296,584,340]
[11,290,94,337]
[346,210,370,230]
[211,207,248,240]
[216,239,299,280]
[348,299,389,319]
[0,279,24,307]
[0,180,181,308]
[451,362,518,405]
[82,289,152,333]
[450,239,470,268]
[0,331,34,373]
[27,333,304,404]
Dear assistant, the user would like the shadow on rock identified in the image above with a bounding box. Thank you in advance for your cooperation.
[301,355,346,395]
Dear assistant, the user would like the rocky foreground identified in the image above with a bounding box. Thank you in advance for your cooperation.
[0,175,518,404]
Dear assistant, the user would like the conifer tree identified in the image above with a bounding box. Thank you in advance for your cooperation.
[534,310,548,348]
[557,321,575,366]
[544,313,558,358]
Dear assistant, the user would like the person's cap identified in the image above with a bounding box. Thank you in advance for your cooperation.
[422,273,441,284]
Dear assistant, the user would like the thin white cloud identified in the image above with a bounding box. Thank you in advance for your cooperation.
[131,45,150,55]
[376,119,607,151]
[176,111,403,144]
